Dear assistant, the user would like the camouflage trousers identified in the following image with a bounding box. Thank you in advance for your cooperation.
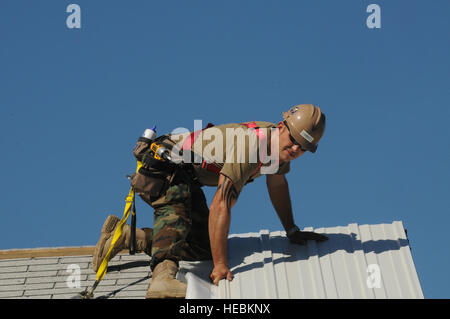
[148,178,212,270]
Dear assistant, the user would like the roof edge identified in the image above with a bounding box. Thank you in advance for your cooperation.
[0,246,128,260]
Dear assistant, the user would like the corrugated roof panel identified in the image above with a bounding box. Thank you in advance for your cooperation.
[0,221,423,299]
[182,221,423,299]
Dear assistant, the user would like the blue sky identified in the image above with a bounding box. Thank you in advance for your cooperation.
[0,1,449,298]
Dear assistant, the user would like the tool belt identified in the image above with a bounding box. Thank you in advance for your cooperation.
[131,135,200,205]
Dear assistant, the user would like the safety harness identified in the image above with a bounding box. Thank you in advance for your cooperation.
[181,121,267,179]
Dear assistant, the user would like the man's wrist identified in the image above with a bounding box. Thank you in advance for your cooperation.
[213,261,228,267]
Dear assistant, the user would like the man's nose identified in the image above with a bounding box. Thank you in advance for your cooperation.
[291,144,301,152]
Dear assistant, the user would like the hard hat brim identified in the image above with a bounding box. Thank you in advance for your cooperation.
[283,114,318,154]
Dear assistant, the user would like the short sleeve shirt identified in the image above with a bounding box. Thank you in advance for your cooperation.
[169,122,290,192]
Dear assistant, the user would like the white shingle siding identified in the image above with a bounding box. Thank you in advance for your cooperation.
[0,254,151,299]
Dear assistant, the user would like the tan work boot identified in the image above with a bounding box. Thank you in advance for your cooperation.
[145,259,187,299]
[92,214,152,272]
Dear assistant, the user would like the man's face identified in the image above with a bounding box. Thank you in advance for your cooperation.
[276,121,306,162]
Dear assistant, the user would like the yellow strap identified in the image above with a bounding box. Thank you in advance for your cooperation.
[95,161,142,282]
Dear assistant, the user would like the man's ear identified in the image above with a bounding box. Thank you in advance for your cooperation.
[276,121,287,133]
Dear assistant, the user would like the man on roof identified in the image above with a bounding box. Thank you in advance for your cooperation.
[92,104,328,298]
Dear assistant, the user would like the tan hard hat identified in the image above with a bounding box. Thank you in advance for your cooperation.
[282,104,326,153]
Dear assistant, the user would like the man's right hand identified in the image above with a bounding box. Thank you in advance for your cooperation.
[210,263,233,286]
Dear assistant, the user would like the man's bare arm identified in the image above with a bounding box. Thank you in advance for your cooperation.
[266,173,328,244]
[208,174,239,285]
[266,174,295,231]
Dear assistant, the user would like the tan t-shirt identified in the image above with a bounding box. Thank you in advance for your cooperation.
[168,122,290,191]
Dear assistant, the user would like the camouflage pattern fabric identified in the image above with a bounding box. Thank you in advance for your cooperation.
[149,181,212,270]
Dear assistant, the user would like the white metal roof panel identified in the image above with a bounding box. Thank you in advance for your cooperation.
[0,221,423,299]
[180,221,423,299]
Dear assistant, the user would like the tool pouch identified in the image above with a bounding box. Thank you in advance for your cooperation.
[133,137,153,162]
[131,135,176,205]
[131,168,173,205]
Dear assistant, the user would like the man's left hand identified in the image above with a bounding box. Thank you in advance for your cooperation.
[288,230,328,245]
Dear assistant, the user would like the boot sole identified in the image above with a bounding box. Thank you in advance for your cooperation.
[92,215,120,272]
